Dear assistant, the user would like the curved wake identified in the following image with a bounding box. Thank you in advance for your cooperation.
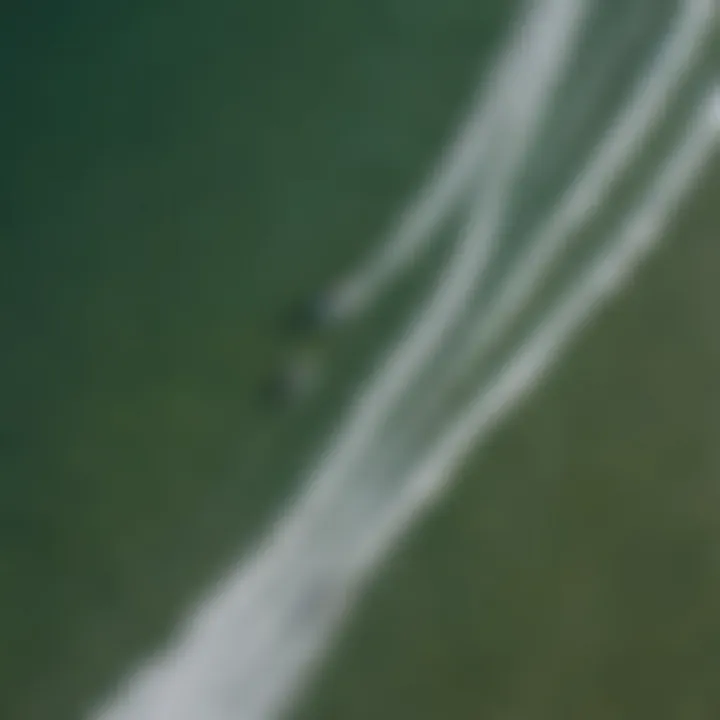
[91,1,718,719]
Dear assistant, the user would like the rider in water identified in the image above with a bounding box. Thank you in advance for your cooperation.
[283,278,361,337]
[259,344,325,408]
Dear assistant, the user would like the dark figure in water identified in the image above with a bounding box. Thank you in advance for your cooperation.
[282,291,337,337]
[282,277,362,337]
[258,347,324,409]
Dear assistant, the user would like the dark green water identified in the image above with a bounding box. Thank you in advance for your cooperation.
[1,1,718,718]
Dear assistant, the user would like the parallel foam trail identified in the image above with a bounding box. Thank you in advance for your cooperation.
[274,88,719,716]
[195,3,593,643]
[326,0,597,474]
[327,0,592,323]
[230,90,720,718]
[409,0,715,420]
[88,12,718,720]
[90,2,593,718]
[178,0,593,689]
[362,0,704,448]
[98,89,718,720]
[343,4,666,485]
[352,88,720,578]
[290,0,591,528]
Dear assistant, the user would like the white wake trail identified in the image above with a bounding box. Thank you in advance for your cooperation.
[105,85,717,720]
[288,0,591,530]
[349,87,719,579]
[326,0,591,324]
[176,1,592,687]
[408,0,715,422]
[90,2,593,719]
[276,87,719,719]
[88,10,717,720]
[222,85,719,720]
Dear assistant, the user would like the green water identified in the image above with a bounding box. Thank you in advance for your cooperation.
[1,0,718,718]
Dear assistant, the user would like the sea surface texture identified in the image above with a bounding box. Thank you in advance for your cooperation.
[1,0,719,719]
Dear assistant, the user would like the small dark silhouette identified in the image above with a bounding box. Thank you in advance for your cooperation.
[258,347,324,409]
[282,291,336,337]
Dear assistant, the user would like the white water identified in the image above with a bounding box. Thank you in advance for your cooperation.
[324,0,594,323]
[401,0,714,428]
[91,1,718,718]
[355,90,720,582]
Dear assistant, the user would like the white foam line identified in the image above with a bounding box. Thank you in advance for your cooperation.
[328,0,592,323]
[270,88,719,720]
[90,2,593,718]
[183,0,592,680]
[131,89,718,720]
[292,0,591,524]
[92,11,718,720]
[172,0,592,686]
[412,0,715,418]
[326,0,711,490]
[351,87,719,580]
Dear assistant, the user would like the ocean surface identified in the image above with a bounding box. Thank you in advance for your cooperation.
[1,0,718,718]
